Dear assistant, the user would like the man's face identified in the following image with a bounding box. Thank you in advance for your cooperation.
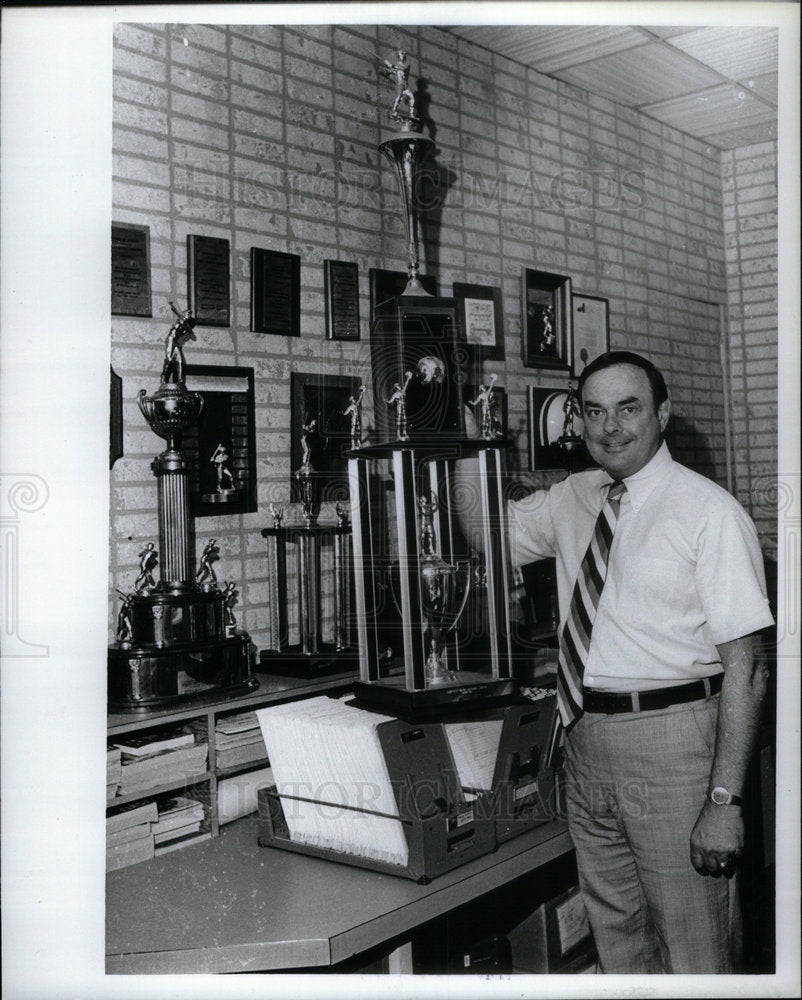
[581,364,670,479]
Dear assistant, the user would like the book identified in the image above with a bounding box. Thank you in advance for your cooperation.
[216,743,268,771]
[115,731,195,758]
[154,820,202,845]
[106,822,154,849]
[106,799,158,834]
[118,744,208,795]
[151,797,205,836]
[154,830,212,857]
[106,833,155,872]
[215,711,260,736]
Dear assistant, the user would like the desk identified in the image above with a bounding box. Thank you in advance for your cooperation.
[106,815,572,973]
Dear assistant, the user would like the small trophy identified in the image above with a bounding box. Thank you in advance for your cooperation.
[557,380,583,453]
[201,442,241,503]
[417,493,471,687]
[115,590,134,648]
[269,502,285,528]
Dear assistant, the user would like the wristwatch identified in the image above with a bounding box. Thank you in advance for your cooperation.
[710,786,743,806]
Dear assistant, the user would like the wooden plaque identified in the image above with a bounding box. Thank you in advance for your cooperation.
[187,235,230,327]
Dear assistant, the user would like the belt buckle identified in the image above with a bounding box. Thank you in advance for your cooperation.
[630,691,641,712]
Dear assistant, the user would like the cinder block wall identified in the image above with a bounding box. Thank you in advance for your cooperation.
[110,22,776,648]
[721,142,778,560]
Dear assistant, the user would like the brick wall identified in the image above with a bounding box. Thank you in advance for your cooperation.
[110,22,772,648]
[721,141,778,560]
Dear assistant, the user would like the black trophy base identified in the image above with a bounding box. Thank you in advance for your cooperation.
[259,644,357,678]
[108,632,257,713]
[351,677,519,721]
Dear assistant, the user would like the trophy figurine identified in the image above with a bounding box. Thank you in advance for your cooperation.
[295,416,318,527]
[342,384,366,450]
[417,493,471,687]
[386,371,413,441]
[269,502,285,529]
[196,538,219,592]
[469,374,500,440]
[222,580,238,637]
[377,48,434,295]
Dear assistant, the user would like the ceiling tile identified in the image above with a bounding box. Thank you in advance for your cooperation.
[447,25,644,75]
[665,26,778,81]
[704,120,778,149]
[746,71,778,106]
[642,84,776,135]
[557,42,724,107]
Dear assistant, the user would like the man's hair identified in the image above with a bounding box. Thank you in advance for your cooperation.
[577,351,669,411]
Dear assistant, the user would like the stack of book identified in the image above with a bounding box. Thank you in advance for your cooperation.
[213,712,268,771]
[106,801,157,871]
[152,796,209,856]
[114,731,208,797]
[106,747,122,801]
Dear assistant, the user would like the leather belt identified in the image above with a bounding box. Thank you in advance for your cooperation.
[583,673,723,714]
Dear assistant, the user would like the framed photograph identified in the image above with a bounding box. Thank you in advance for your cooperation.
[369,267,436,321]
[182,365,257,517]
[111,222,151,317]
[465,382,508,439]
[522,268,572,371]
[324,259,360,341]
[527,385,596,473]
[453,282,504,360]
[290,372,361,504]
[187,234,230,327]
[572,294,610,375]
[251,247,301,336]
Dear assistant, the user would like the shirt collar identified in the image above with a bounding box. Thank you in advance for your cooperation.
[601,441,673,512]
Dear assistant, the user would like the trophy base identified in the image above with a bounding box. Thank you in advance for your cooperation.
[259,644,358,678]
[200,489,241,503]
[351,677,519,721]
[108,632,257,713]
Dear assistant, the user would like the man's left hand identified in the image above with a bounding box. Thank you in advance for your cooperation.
[690,800,744,877]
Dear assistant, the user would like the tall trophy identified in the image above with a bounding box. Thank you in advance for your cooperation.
[108,304,256,711]
[349,50,518,718]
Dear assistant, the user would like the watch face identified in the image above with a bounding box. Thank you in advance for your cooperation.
[711,787,730,805]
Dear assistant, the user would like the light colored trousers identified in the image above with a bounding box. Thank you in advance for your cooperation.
[564,695,741,974]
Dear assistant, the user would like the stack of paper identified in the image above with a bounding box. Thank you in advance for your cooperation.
[256,696,409,867]
[444,719,504,794]
[152,796,208,856]
[106,801,157,871]
[118,741,208,797]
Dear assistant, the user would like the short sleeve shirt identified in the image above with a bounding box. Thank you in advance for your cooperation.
[508,443,774,692]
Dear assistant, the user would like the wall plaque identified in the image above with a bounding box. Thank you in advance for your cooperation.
[187,234,230,327]
[324,260,360,341]
[251,247,301,337]
[111,223,151,316]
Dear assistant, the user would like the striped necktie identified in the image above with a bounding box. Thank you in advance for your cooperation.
[557,480,626,729]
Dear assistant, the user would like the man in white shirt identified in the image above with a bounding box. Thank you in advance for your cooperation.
[504,352,773,973]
